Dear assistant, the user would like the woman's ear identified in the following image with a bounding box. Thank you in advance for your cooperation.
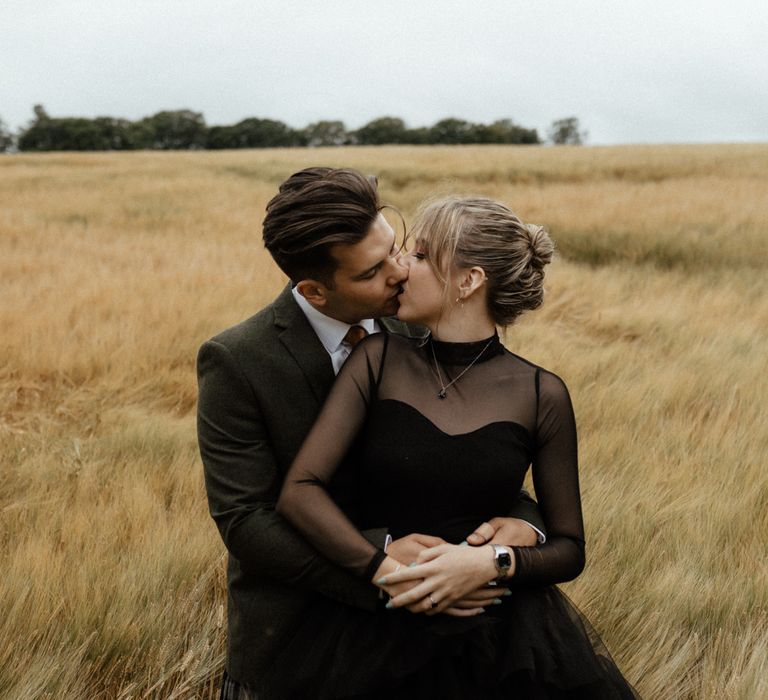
[295,279,329,308]
[457,266,487,300]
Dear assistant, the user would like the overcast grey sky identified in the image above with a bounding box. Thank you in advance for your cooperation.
[2,0,766,144]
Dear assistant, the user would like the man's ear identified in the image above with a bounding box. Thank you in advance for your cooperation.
[295,279,329,308]
[457,266,487,300]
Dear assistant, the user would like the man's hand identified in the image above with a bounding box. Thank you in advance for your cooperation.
[442,585,509,617]
[466,517,538,548]
[387,533,446,565]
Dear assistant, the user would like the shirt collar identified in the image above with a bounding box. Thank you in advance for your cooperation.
[292,286,378,354]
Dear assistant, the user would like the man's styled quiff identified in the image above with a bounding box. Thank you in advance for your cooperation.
[262,167,381,286]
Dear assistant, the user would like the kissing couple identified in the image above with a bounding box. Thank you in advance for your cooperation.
[197,167,638,699]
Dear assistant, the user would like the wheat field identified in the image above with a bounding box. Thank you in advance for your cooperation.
[1,144,767,699]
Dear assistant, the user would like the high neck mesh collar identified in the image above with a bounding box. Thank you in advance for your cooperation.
[426,333,503,365]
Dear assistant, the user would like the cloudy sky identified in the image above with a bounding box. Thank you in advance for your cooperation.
[2,0,766,144]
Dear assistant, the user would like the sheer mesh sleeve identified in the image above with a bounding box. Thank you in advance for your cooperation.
[511,370,586,585]
[276,333,388,580]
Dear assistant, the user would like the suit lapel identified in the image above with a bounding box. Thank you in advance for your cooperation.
[271,284,427,404]
[272,285,336,405]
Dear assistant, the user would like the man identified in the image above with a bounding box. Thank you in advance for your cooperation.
[197,167,545,698]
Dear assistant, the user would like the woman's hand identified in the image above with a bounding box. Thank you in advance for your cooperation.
[376,543,513,615]
[372,555,424,602]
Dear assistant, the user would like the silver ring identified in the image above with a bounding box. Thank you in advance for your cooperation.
[428,594,438,609]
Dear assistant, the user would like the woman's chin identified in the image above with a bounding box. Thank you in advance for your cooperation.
[395,305,416,323]
[396,300,431,322]
[396,299,432,326]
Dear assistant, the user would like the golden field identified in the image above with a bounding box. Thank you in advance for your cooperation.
[1,144,767,699]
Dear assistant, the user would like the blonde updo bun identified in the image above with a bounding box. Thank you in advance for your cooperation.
[525,223,555,270]
[411,196,554,326]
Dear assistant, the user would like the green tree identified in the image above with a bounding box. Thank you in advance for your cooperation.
[92,117,144,149]
[18,111,143,151]
[138,110,207,149]
[354,117,408,145]
[473,119,540,145]
[548,117,586,145]
[18,116,101,151]
[17,105,51,150]
[429,118,478,144]
[124,120,155,149]
[303,120,348,147]
[0,118,13,152]
[205,125,238,149]
[402,126,431,144]
[33,104,49,123]
[207,118,300,149]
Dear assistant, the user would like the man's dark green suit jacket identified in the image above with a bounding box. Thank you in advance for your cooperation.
[197,284,543,688]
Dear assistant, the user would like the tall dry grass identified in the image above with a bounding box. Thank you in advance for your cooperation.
[1,144,767,698]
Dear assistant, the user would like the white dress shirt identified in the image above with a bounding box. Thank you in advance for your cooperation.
[292,287,379,375]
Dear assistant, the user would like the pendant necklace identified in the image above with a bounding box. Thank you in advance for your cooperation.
[429,336,495,399]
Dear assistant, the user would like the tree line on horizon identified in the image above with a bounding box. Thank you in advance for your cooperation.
[0,106,586,152]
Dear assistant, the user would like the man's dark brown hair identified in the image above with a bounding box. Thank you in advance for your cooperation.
[263,167,381,286]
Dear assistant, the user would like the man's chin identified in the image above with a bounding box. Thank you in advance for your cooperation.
[380,299,400,318]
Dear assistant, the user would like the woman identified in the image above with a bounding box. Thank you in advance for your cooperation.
[271,196,638,698]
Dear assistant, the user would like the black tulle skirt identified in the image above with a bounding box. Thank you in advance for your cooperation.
[260,585,639,699]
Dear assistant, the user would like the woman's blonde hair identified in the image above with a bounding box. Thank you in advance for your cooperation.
[411,196,554,326]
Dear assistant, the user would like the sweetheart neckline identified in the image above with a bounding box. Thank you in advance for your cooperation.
[375,398,533,442]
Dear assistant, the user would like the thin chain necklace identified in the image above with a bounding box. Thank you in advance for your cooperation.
[429,336,495,399]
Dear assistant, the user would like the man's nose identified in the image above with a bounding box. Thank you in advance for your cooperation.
[390,254,409,283]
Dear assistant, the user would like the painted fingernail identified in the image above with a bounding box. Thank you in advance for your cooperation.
[408,562,417,568]
[376,577,387,585]
[502,590,512,597]
[385,601,394,609]
[459,541,469,546]
[493,598,503,605]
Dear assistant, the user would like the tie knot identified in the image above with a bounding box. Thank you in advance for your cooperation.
[343,325,369,349]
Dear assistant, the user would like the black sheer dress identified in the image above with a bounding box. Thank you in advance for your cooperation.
[269,332,638,699]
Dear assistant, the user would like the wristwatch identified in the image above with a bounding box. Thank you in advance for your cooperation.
[491,544,512,581]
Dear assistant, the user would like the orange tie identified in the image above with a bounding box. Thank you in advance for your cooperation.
[343,325,369,349]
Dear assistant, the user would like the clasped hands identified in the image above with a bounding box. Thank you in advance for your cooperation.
[373,517,535,617]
